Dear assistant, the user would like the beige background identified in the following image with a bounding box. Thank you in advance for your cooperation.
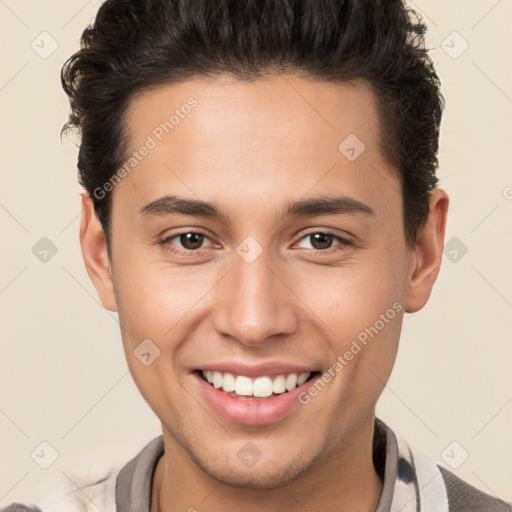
[1,0,511,506]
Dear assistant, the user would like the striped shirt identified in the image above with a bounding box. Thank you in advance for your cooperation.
[2,418,510,511]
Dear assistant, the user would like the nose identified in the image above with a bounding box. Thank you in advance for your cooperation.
[212,251,299,347]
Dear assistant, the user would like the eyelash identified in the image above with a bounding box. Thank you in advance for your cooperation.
[160,230,212,256]
[159,230,352,256]
[297,231,353,253]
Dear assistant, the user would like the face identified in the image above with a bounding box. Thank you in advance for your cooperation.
[81,74,447,489]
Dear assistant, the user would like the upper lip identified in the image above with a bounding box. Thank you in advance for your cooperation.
[195,362,319,378]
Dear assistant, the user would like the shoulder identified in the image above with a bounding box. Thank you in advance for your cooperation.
[0,465,118,512]
[0,435,164,512]
[0,506,43,512]
[378,418,511,512]
[438,465,512,512]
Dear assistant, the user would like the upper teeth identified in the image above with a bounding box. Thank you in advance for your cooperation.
[202,371,311,397]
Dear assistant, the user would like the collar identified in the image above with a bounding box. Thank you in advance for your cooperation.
[114,417,448,512]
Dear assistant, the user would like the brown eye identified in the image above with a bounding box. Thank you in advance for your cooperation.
[161,231,212,252]
[309,233,335,250]
[294,231,353,254]
[179,232,205,250]
[297,232,340,250]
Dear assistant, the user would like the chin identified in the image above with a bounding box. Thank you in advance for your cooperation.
[198,464,305,490]
[188,445,323,490]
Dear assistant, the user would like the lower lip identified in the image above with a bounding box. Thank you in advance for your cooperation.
[193,372,320,426]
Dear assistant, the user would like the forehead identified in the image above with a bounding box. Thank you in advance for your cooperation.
[116,74,398,220]
[125,73,379,150]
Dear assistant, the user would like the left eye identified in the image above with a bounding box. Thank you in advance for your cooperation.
[165,232,211,251]
[296,233,344,250]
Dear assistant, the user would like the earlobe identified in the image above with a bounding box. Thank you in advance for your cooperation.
[404,188,449,313]
[79,192,118,312]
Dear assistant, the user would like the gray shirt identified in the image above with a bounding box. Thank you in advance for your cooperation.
[2,418,510,511]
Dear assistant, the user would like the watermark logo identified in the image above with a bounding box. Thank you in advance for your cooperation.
[134,338,161,366]
[31,441,59,469]
[441,31,469,60]
[338,133,366,161]
[237,442,262,468]
[32,237,58,263]
[441,441,469,469]
[236,236,263,263]
[31,31,59,59]
[443,236,468,263]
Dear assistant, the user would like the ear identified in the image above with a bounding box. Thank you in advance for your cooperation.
[405,188,449,313]
[79,192,118,312]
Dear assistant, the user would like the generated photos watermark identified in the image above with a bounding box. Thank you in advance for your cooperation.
[93,97,198,200]
[298,301,403,405]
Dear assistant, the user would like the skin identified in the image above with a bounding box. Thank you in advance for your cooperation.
[80,74,448,511]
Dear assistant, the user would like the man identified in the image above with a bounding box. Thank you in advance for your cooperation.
[3,0,510,510]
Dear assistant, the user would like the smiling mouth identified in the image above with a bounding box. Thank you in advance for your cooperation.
[196,370,320,400]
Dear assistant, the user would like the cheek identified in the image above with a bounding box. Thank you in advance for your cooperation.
[293,250,405,393]
[112,255,213,343]
[294,252,405,336]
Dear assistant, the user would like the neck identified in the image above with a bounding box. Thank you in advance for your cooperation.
[152,415,383,512]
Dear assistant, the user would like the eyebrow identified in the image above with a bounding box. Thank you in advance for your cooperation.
[283,196,375,218]
[139,194,375,221]
[140,195,225,220]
